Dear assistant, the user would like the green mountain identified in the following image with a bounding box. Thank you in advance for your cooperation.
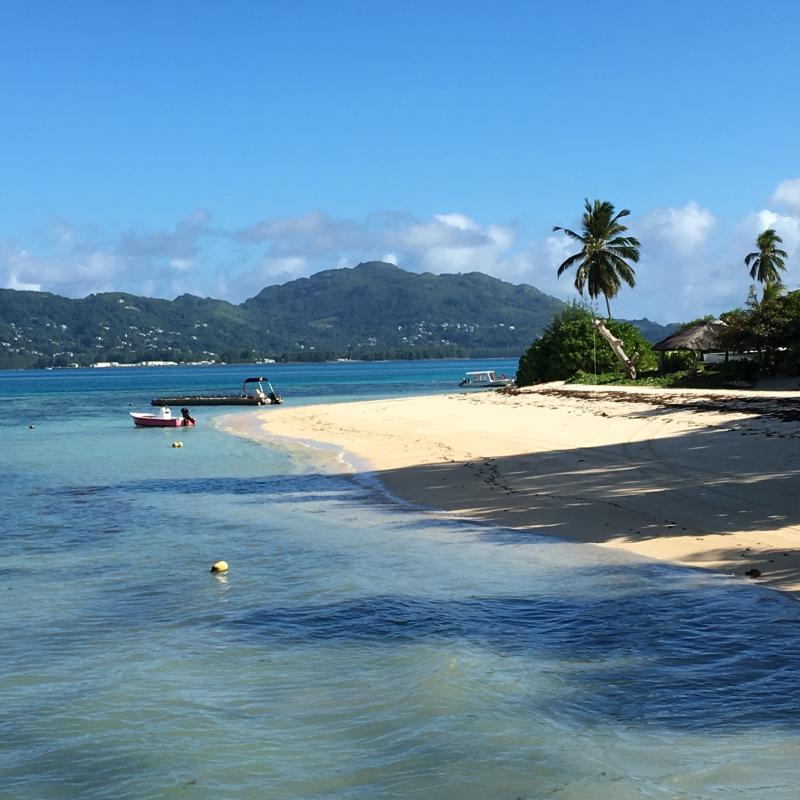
[624,317,679,343]
[242,261,564,358]
[0,261,673,368]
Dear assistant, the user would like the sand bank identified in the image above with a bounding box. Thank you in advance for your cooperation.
[227,384,800,597]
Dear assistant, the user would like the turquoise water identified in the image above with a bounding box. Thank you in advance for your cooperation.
[2,362,800,799]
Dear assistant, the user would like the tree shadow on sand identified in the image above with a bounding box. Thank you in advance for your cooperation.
[366,417,800,586]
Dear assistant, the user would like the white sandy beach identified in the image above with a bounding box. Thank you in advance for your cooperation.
[228,384,800,597]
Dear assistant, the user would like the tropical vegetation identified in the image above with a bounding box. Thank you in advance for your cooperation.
[515,205,800,388]
[720,287,800,375]
[518,283,800,387]
[744,228,788,295]
[553,199,641,319]
[516,305,656,386]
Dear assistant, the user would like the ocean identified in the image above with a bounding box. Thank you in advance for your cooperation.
[1,360,799,800]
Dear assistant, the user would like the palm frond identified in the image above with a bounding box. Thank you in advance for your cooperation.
[552,226,585,242]
[556,252,586,276]
[746,229,790,287]
[609,234,640,247]
[608,254,637,287]
[555,199,640,303]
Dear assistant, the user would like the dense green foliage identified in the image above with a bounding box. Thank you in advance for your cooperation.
[515,305,657,386]
[549,287,800,388]
[242,262,563,357]
[566,363,760,388]
[553,199,640,318]
[720,288,800,374]
[660,350,696,373]
[0,262,568,368]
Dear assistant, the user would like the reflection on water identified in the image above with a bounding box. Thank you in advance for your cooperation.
[2,366,800,799]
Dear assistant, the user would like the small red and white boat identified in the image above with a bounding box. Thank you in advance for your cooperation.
[130,407,196,428]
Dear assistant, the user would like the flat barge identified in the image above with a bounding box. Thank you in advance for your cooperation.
[151,376,282,407]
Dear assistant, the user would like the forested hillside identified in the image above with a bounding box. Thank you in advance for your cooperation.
[0,261,674,368]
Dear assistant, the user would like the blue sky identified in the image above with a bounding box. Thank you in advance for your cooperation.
[2,0,799,322]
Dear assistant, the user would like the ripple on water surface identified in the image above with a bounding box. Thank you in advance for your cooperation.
[2,377,800,799]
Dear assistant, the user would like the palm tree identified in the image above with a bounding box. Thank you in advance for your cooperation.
[744,228,787,291]
[553,199,640,318]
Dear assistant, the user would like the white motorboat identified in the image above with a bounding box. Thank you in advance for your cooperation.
[458,370,513,389]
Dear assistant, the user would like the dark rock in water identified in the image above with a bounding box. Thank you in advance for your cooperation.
[745,568,762,578]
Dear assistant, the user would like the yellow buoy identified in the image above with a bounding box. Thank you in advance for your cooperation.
[210,560,229,574]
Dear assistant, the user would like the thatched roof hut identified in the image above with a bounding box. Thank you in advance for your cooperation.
[652,319,727,353]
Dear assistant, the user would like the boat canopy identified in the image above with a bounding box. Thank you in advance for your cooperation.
[240,376,281,402]
[464,371,497,380]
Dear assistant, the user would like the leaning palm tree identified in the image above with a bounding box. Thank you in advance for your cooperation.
[553,199,640,318]
[744,228,788,291]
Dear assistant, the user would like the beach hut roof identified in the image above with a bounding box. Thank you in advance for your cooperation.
[652,319,728,352]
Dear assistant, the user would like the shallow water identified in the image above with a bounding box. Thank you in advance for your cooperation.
[2,363,800,799]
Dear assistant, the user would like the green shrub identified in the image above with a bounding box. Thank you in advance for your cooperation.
[781,346,800,376]
[567,369,693,387]
[662,351,695,372]
[717,359,760,383]
[516,305,657,386]
[567,370,623,385]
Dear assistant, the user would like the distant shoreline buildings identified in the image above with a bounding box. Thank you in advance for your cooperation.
[89,360,214,368]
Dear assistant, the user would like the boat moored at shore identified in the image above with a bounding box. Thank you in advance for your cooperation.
[131,407,196,427]
[458,370,513,389]
[151,376,282,407]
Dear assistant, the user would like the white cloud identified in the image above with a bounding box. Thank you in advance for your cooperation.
[3,198,800,325]
[748,209,800,252]
[218,255,311,301]
[637,202,715,256]
[226,210,521,297]
[6,272,42,292]
[397,216,489,252]
[433,212,477,231]
[402,214,514,274]
[628,204,800,323]
[256,255,309,277]
[770,178,800,212]
[116,211,212,260]
[0,215,213,299]
[236,210,365,256]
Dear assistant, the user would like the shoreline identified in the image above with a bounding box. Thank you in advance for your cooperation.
[226,384,800,598]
